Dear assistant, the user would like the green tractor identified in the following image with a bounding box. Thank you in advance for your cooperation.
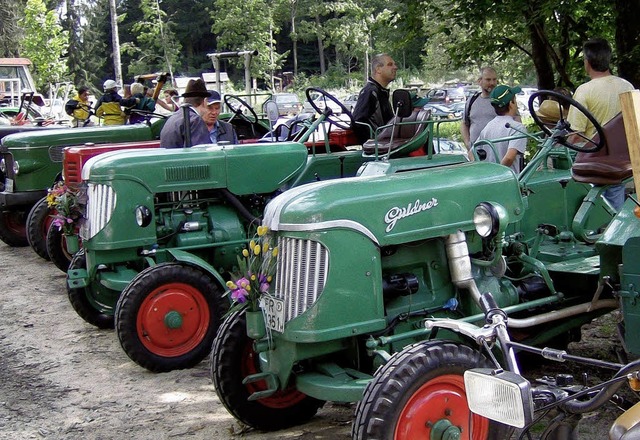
[209,90,629,436]
[67,88,443,372]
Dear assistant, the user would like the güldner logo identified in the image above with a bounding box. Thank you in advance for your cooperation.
[384,198,438,232]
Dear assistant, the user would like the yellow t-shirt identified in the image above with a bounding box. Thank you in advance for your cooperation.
[567,75,634,139]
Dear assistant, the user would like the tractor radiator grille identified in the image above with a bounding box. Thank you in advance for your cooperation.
[81,184,116,240]
[274,236,329,323]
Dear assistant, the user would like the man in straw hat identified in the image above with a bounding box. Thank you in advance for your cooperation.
[160,78,211,148]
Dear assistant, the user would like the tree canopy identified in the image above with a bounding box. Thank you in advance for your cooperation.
[1,0,639,94]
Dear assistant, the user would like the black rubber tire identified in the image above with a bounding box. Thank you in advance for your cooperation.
[0,208,29,247]
[211,310,325,431]
[46,222,77,273]
[26,196,51,260]
[115,263,228,373]
[352,341,511,440]
[67,249,115,329]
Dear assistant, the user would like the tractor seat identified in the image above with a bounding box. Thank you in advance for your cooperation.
[571,113,632,185]
[362,109,431,155]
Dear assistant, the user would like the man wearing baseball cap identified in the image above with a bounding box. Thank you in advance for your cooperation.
[160,78,211,148]
[204,90,238,144]
[474,84,528,173]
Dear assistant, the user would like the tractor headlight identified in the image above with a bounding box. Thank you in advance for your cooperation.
[473,202,505,239]
[135,205,152,227]
[12,160,19,175]
[0,158,5,173]
[464,368,533,428]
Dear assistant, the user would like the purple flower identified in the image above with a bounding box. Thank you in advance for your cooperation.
[260,282,270,293]
[231,288,248,303]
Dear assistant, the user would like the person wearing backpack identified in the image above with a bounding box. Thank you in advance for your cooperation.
[461,67,498,154]
[65,86,93,127]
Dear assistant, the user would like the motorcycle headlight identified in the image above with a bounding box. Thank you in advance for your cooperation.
[464,368,533,428]
[473,202,503,239]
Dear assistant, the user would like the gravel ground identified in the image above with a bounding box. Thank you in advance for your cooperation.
[0,242,633,439]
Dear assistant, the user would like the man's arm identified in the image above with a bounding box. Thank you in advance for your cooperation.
[501,148,519,167]
[460,119,471,148]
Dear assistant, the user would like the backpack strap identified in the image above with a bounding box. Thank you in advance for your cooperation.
[464,91,481,127]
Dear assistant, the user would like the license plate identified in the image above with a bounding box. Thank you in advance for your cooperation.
[4,178,13,192]
[261,295,285,333]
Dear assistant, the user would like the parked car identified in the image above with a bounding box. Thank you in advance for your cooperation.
[268,93,302,116]
[516,87,538,114]
[342,93,359,112]
[425,87,466,104]
[302,91,343,115]
[423,103,462,119]
[433,137,467,155]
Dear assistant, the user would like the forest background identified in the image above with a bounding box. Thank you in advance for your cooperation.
[1,0,640,97]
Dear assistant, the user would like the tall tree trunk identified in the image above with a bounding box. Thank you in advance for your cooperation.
[108,0,122,85]
[615,0,640,88]
[291,0,298,76]
[315,14,325,74]
[527,5,555,90]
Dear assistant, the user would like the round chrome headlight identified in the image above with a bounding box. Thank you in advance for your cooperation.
[12,160,19,175]
[135,205,152,227]
[0,158,5,173]
[473,202,500,239]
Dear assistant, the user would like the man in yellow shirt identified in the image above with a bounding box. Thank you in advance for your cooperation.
[567,38,634,210]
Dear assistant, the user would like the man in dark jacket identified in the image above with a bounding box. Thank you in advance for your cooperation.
[160,78,211,148]
[351,53,398,143]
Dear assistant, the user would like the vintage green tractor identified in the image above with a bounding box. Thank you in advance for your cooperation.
[67,88,442,372]
[0,119,166,247]
[209,90,627,435]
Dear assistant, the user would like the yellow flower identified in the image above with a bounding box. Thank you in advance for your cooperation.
[272,247,278,257]
[257,225,268,236]
[226,281,237,289]
[254,244,261,255]
[267,276,272,282]
[251,274,256,281]
[262,242,269,254]
[242,249,250,258]
[250,240,256,250]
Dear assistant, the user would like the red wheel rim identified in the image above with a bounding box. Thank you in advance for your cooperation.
[394,374,490,440]
[241,340,306,408]
[136,282,210,357]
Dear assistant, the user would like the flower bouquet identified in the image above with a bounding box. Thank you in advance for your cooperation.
[46,182,85,236]
[226,225,278,314]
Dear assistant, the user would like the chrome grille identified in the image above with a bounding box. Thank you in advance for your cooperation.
[81,183,116,240]
[274,236,329,323]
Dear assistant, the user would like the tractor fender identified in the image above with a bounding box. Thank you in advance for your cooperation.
[165,248,227,289]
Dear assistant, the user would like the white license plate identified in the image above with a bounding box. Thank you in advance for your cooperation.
[4,178,13,192]
[261,295,285,333]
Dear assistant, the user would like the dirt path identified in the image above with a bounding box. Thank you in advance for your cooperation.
[0,242,631,439]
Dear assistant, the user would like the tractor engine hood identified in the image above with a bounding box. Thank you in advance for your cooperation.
[0,123,160,150]
[263,161,525,246]
[82,142,309,196]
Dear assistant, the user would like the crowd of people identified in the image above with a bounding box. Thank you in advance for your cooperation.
[350,37,632,210]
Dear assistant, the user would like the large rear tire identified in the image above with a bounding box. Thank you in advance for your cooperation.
[352,341,511,440]
[115,263,228,372]
[0,208,29,247]
[26,196,52,260]
[67,249,115,329]
[211,309,324,431]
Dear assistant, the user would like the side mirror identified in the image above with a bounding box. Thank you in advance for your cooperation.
[392,89,413,118]
[265,100,280,125]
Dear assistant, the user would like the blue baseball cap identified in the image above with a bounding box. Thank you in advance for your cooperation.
[206,90,222,105]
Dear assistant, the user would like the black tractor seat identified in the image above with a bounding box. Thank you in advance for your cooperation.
[362,108,432,155]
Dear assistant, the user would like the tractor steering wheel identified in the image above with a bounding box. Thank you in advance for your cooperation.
[529,90,605,153]
[305,87,354,130]
[224,95,258,124]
